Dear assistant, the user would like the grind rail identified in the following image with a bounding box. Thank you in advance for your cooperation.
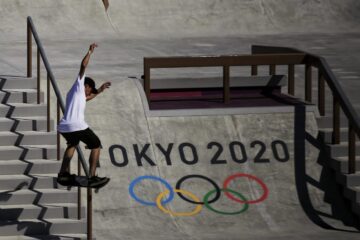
[26,16,93,240]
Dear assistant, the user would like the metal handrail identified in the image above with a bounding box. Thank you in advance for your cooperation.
[26,16,92,240]
[252,45,360,174]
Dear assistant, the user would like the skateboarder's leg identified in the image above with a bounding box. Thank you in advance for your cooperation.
[59,145,77,174]
[89,147,100,176]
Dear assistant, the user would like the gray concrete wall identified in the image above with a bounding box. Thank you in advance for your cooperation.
[0,0,359,40]
[73,77,353,239]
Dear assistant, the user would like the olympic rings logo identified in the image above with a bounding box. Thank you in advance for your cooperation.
[129,173,269,216]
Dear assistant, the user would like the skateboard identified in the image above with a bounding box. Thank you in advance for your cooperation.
[70,176,110,189]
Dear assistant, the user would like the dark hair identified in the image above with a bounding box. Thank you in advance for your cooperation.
[84,77,98,94]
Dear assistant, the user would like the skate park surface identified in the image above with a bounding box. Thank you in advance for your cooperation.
[1,0,360,239]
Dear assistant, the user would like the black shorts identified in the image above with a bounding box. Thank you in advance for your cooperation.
[60,128,101,149]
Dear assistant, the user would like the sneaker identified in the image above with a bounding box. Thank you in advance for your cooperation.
[57,172,76,186]
[88,176,109,187]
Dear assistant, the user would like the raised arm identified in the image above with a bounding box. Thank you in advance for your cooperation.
[79,43,98,79]
[86,81,111,101]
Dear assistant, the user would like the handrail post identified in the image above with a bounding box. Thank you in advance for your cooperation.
[349,123,356,174]
[144,63,150,103]
[251,65,258,76]
[332,96,340,144]
[37,48,41,104]
[57,101,60,160]
[78,156,82,219]
[27,20,32,78]
[269,64,276,75]
[47,74,50,132]
[305,63,312,102]
[288,64,295,95]
[318,70,325,116]
[223,66,230,104]
[87,188,92,240]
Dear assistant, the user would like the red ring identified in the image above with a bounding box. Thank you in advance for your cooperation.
[223,173,269,204]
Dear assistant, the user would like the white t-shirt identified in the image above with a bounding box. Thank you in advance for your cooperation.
[57,74,89,133]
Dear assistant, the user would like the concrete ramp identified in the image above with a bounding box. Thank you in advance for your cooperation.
[1,0,360,40]
[82,78,359,239]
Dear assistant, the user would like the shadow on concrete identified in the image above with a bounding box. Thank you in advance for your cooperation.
[294,103,360,232]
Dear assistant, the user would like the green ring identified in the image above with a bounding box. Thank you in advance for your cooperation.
[204,188,249,215]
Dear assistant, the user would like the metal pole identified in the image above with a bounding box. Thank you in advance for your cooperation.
[78,157,82,219]
[223,66,230,104]
[57,101,60,160]
[349,123,356,174]
[87,187,92,240]
[318,70,325,116]
[332,96,340,144]
[47,74,50,132]
[37,48,40,104]
[305,63,312,102]
[27,20,32,78]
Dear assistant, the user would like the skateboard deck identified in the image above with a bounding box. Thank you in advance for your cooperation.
[71,176,110,189]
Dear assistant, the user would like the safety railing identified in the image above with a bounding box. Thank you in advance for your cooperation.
[144,46,359,174]
[143,54,306,104]
[26,16,93,240]
[251,45,359,174]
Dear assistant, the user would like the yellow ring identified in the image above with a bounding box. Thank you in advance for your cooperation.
[156,189,203,217]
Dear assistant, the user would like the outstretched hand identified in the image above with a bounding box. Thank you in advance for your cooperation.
[89,43,98,54]
[99,82,111,93]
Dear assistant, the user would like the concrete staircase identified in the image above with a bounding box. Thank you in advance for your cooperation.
[0,76,87,239]
[317,116,360,217]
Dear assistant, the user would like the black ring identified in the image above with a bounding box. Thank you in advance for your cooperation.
[175,174,221,205]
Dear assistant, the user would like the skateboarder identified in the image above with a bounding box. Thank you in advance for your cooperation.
[57,43,111,187]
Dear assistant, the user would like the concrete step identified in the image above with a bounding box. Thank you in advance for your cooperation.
[0,234,88,240]
[330,156,360,173]
[0,77,37,90]
[0,218,86,236]
[0,203,84,220]
[316,116,348,129]
[318,127,349,143]
[0,131,57,146]
[0,90,44,104]
[344,187,360,203]
[0,189,78,205]
[0,174,66,191]
[0,145,57,160]
[336,172,360,187]
[0,159,61,175]
[0,103,47,118]
[326,142,360,158]
[0,117,54,132]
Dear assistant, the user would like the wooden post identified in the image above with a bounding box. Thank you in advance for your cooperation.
[288,64,295,95]
[223,66,230,104]
[251,65,258,76]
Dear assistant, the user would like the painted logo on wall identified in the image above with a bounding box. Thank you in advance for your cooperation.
[128,173,269,216]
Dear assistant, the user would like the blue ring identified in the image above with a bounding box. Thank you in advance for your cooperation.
[129,175,174,206]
